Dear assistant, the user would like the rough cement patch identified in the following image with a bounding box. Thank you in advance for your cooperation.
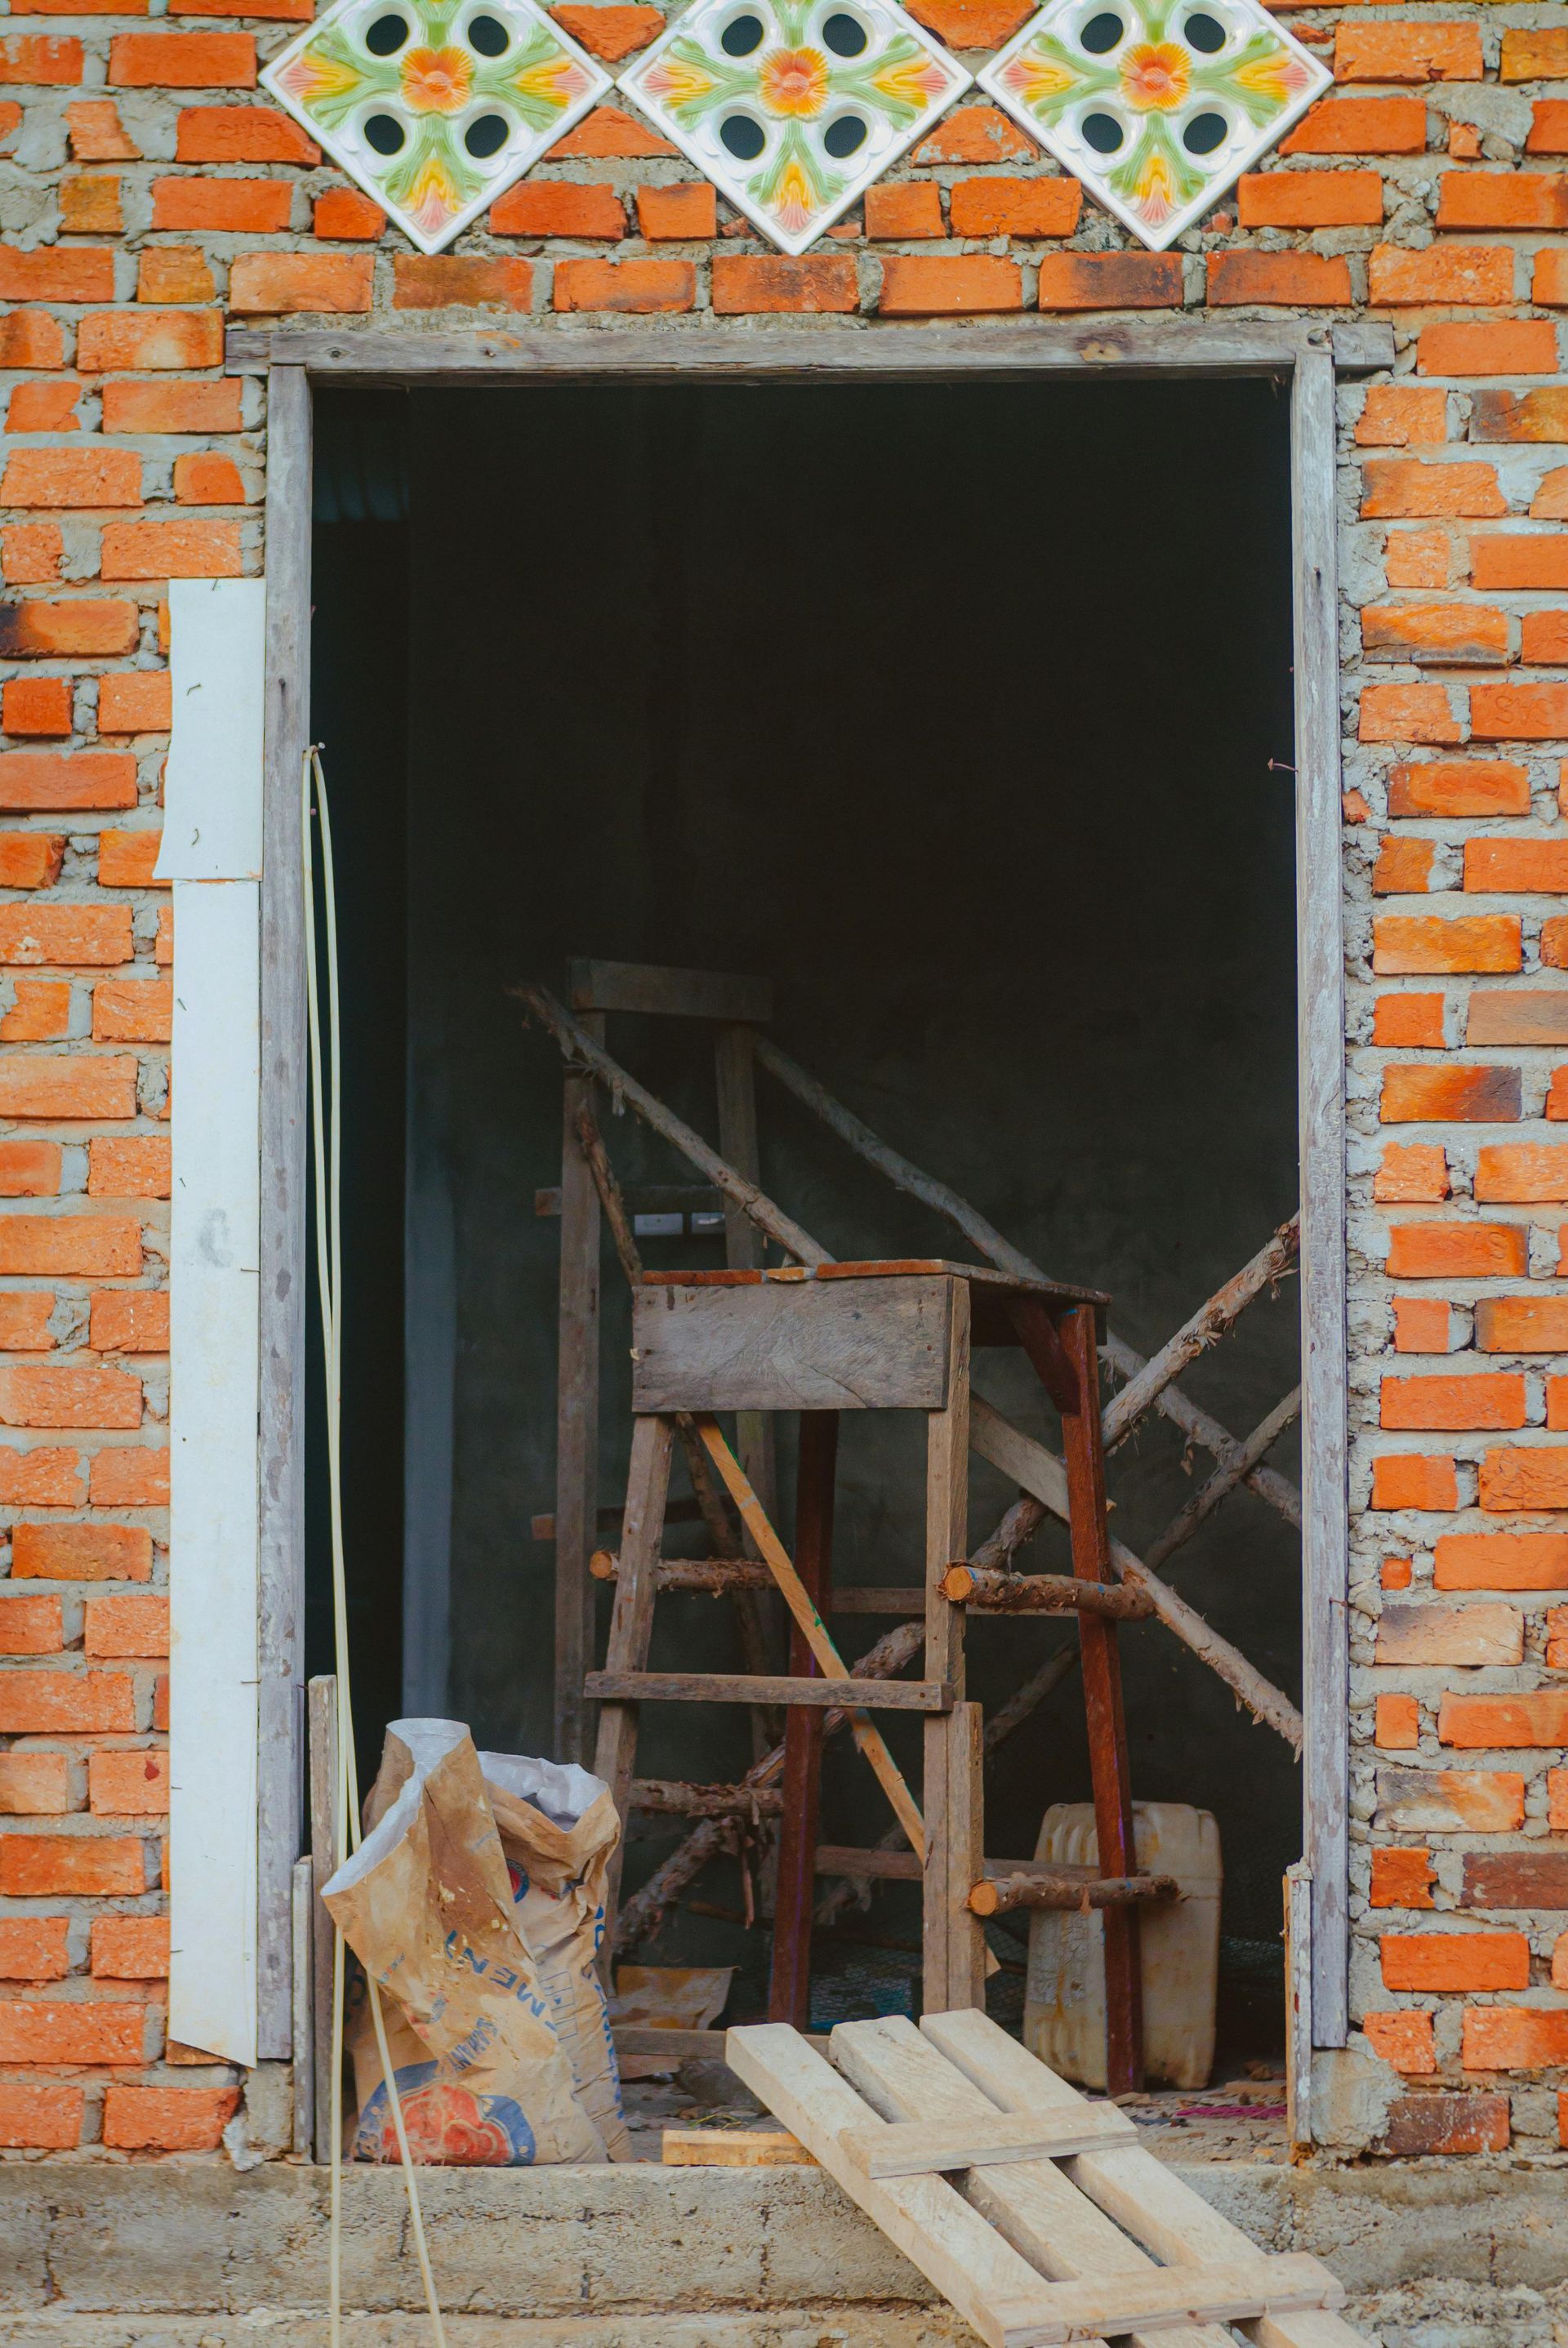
[0,2315,966,2348]
[1308,2039,1402,2154]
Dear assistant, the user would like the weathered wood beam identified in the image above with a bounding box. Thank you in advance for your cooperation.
[968,1870,1179,1918]
[940,1566,1155,1620]
[631,1779,785,1819]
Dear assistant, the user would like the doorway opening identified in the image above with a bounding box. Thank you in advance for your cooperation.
[307,372,1303,2103]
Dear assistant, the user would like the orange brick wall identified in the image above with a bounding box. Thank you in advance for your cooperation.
[0,0,1565,2161]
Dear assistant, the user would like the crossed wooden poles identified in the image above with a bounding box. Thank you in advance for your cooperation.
[521,980,1303,2025]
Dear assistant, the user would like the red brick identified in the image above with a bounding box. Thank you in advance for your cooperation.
[1363,2012,1437,2074]
[553,256,694,312]
[550,1,662,53]
[0,1218,140,1277]
[1363,460,1505,520]
[1471,389,1568,443]
[314,185,385,240]
[65,100,139,158]
[59,171,124,234]
[229,252,372,314]
[1356,386,1448,448]
[77,308,224,372]
[1364,603,1508,665]
[1370,244,1515,307]
[1374,915,1520,974]
[1530,102,1568,155]
[1393,1297,1450,1352]
[0,1999,144,2064]
[1,980,71,1045]
[1381,1556,1415,1584]
[1360,684,1463,744]
[91,1914,167,1976]
[1437,173,1568,232]
[392,255,534,310]
[0,1364,140,1431]
[87,1139,170,1202]
[1370,1454,1458,1509]
[100,519,241,581]
[902,0,1032,42]
[176,102,316,160]
[0,244,112,302]
[1386,530,1450,590]
[1381,1066,1520,1124]
[1472,684,1568,742]
[1479,1450,1568,1513]
[0,602,139,661]
[948,176,1080,237]
[0,1662,135,1731]
[1375,993,1443,1047]
[1389,762,1528,818]
[0,1057,139,1122]
[109,30,254,84]
[1461,1851,1568,1907]
[2,526,63,587]
[83,1593,167,1657]
[0,751,136,813]
[92,981,171,1043]
[1207,250,1351,306]
[1036,252,1180,310]
[1435,1532,1568,1590]
[911,105,1037,163]
[96,830,164,888]
[98,672,172,734]
[102,2084,238,2150]
[0,35,84,83]
[1537,475,1568,519]
[0,838,64,891]
[1382,1931,1528,1990]
[0,905,131,965]
[1472,536,1568,592]
[0,309,66,371]
[862,181,945,238]
[1522,612,1568,666]
[12,1521,151,1581]
[1379,1140,1449,1198]
[880,254,1022,314]
[1336,22,1481,82]
[0,1833,141,1896]
[546,104,677,158]
[89,1748,167,1814]
[0,2083,82,2149]
[1386,1223,1526,1279]
[7,381,82,435]
[1419,324,1558,386]
[0,1294,56,1350]
[1503,29,1568,83]
[1370,1847,1436,1907]
[1385,2094,1508,2154]
[1376,1693,1421,1746]
[1376,1766,1524,1831]
[488,180,624,237]
[88,1293,167,1356]
[0,1450,82,1506]
[2,679,72,738]
[1469,992,1568,1046]
[0,1595,63,1654]
[710,255,858,314]
[1462,2006,1568,2070]
[1281,96,1426,154]
[150,174,291,232]
[1476,1296,1568,1352]
[1238,169,1382,228]
[635,182,717,240]
[89,1447,168,1506]
[1380,1374,1526,1431]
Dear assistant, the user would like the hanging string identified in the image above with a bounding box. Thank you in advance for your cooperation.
[303,746,448,2348]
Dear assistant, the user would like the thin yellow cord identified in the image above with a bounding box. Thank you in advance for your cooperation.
[305,747,447,2348]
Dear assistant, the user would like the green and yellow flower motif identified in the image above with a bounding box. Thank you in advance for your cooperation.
[625,0,969,254]
[260,0,610,252]
[977,0,1327,247]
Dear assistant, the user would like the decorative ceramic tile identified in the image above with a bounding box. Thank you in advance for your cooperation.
[976,0,1329,250]
[617,0,971,255]
[261,0,612,254]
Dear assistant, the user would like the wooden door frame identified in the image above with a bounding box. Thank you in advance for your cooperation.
[240,314,1388,2066]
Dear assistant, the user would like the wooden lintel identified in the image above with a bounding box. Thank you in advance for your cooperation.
[568,957,773,1025]
[586,1670,954,1712]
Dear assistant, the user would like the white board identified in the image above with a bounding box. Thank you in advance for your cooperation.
[155,580,265,883]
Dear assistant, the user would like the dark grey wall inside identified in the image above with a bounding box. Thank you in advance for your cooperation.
[314,373,1300,2013]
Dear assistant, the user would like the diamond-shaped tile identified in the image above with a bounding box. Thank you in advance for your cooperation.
[618,0,971,256]
[261,0,612,255]
[977,0,1330,251]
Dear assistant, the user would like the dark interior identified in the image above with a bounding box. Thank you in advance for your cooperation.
[308,374,1301,2059]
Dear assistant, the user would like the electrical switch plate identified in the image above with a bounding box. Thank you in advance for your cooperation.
[617,0,971,256]
[261,0,612,255]
[976,0,1329,251]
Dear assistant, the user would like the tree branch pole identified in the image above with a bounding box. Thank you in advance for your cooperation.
[751,1036,1302,1526]
[1142,1385,1302,1576]
[1100,1215,1301,1450]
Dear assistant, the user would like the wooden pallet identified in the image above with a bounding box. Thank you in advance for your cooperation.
[726,2009,1365,2348]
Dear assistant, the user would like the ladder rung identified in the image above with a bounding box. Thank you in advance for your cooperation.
[587,1670,955,1713]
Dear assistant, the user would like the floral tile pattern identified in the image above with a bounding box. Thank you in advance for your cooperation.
[261,0,612,253]
[976,0,1329,249]
[618,0,971,255]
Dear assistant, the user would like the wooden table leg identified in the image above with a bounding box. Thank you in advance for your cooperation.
[593,1415,675,1965]
[1057,1303,1144,2095]
[924,1279,984,2016]
[768,1409,836,2027]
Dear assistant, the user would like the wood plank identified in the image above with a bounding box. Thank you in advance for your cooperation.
[725,2023,1054,2348]
[613,2025,830,2061]
[1058,1302,1142,2096]
[1293,345,1351,2054]
[1285,1861,1313,2152]
[920,2010,1370,2348]
[307,1673,340,2166]
[926,1279,981,2013]
[555,1016,603,1767]
[256,359,311,2065]
[586,1669,953,1711]
[290,1855,314,2159]
[568,957,773,1024]
[225,319,1358,380]
[715,1019,778,1527]
[985,2259,1342,2346]
[829,2014,1232,2348]
[663,2127,813,2166]
[840,2105,1136,2179]
[591,1416,674,1951]
[633,1276,953,1413]
[631,1778,786,1817]
[1100,1220,1298,1450]
[770,1409,835,2027]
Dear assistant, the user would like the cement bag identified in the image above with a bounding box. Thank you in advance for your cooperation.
[480,1748,630,2161]
[609,1964,734,2079]
[325,1719,605,2165]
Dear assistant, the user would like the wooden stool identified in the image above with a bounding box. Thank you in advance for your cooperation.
[587,1258,1150,2085]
